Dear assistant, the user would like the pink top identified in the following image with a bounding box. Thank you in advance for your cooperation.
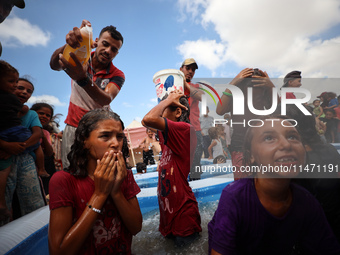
[41,129,51,145]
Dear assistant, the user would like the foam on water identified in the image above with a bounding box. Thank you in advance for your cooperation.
[131,201,219,255]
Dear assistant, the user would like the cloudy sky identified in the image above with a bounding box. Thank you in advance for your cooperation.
[0,0,339,130]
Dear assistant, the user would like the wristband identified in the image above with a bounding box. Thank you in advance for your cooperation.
[223,91,232,97]
[76,74,91,87]
[86,203,102,214]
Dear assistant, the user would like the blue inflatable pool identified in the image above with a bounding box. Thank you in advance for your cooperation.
[0,162,233,254]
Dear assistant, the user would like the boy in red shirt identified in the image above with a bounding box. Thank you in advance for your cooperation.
[142,90,202,247]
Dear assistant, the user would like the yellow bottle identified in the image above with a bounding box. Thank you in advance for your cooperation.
[63,25,93,66]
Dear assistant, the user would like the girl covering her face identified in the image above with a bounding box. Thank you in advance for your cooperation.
[48,109,142,255]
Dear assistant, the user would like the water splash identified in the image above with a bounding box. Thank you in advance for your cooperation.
[131,201,219,255]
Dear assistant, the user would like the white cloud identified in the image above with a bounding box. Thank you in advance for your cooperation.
[147,98,158,109]
[0,16,51,47]
[122,102,133,107]
[28,95,66,106]
[177,39,227,75]
[177,0,340,77]
[134,117,142,122]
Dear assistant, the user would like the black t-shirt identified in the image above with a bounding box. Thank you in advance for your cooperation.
[294,143,340,243]
[0,91,22,132]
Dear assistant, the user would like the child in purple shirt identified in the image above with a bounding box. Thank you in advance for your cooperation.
[208,116,340,255]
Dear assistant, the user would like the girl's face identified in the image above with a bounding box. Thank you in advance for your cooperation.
[36,107,52,126]
[250,119,305,177]
[14,80,33,104]
[0,72,18,94]
[85,119,124,161]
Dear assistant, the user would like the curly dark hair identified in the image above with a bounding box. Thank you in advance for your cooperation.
[65,108,129,177]
[30,102,54,129]
[161,94,190,123]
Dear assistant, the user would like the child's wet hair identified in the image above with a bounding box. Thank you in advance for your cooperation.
[161,94,190,123]
[66,108,129,177]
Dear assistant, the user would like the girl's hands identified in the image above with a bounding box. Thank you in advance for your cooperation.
[110,151,127,198]
[94,150,128,199]
[93,150,116,197]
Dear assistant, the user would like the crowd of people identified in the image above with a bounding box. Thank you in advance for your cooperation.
[1,14,340,254]
[0,64,62,225]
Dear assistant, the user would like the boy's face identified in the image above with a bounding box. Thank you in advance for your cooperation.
[0,72,18,94]
[180,64,196,82]
[147,130,153,138]
[313,100,320,107]
[325,111,334,119]
[289,78,302,88]
[162,107,180,122]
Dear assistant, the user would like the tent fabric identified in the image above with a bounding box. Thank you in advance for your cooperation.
[126,120,144,129]
[124,120,161,166]
[124,120,146,149]
[124,126,147,149]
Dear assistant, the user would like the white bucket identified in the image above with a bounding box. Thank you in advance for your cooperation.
[153,69,185,103]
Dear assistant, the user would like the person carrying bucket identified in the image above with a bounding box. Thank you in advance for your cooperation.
[142,89,202,247]
[50,19,125,170]
[180,58,204,180]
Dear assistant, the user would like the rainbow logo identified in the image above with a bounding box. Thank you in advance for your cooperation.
[197,82,222,106]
